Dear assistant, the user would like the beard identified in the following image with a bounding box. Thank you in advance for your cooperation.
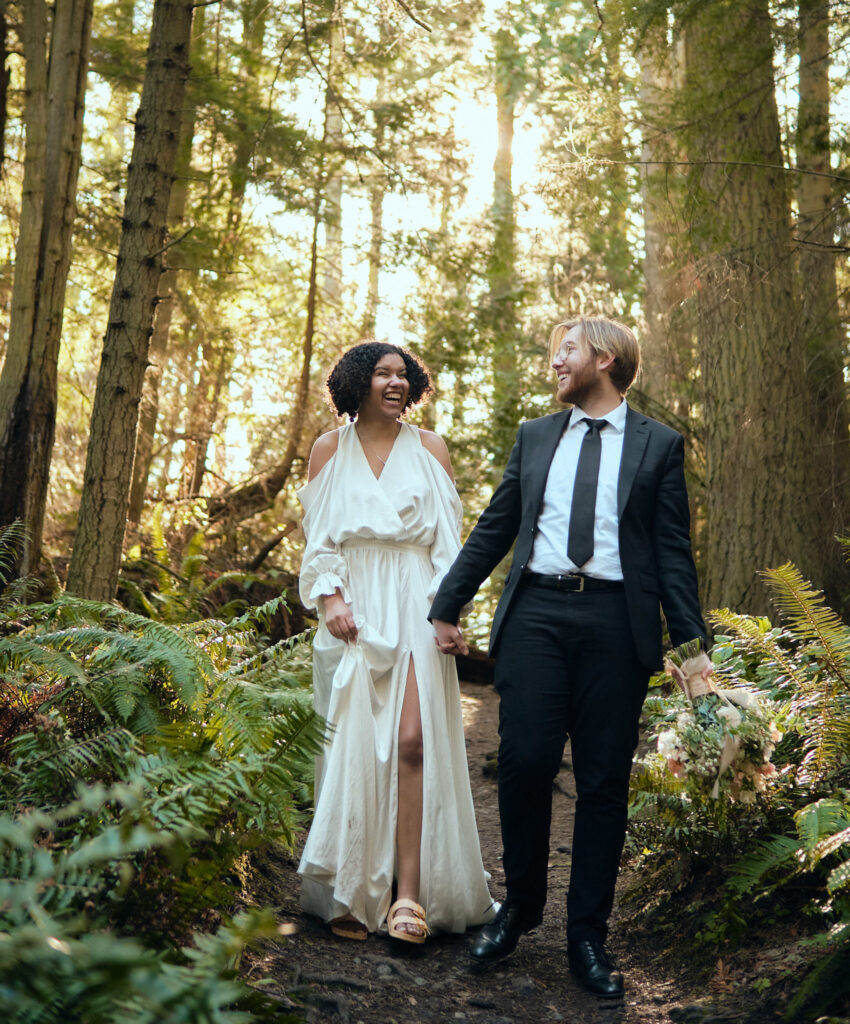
[557,361,599,406]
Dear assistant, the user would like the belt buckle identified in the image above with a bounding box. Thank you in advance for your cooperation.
[557,573,584,592]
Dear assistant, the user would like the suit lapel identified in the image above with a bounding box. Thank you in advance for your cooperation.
[527,410,571,512]
[617,405,650,517]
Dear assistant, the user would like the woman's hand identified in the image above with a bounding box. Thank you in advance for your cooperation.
[322,592,358,643]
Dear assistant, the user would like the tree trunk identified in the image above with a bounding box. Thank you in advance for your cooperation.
[361,182,383,338]
[0,2,9,175]
[127,5,203,526]
[486,24,520,485]
[66,0,194,600]
[178,315,230,501]
[361,36,387,339]
[637,27,691,414]
[0,0,92,576]
[206,189,320,524]
[177,0,265,501]
[796,0,850,599]
[321,0,343,308]
[683,0,825,611]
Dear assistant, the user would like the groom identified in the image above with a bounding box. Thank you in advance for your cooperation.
[430,316,705,998]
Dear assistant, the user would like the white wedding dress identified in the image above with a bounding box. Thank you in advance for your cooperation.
[297,421,494,933]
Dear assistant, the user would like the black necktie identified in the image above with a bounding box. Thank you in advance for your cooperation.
[567,418,607,568]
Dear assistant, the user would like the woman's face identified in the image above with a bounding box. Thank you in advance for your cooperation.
[359,353,410,420]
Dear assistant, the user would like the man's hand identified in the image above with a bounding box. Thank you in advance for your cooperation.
[432,618,469,657]
[322,592,358,643]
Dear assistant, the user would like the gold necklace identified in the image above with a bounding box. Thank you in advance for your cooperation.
[355,423,399,466]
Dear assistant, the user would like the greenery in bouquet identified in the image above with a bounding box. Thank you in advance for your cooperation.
[651,691,782,803]
[643,639,784,803]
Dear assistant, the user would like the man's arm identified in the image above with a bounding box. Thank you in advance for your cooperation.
[653,433,706,647]
[428,424,526,627]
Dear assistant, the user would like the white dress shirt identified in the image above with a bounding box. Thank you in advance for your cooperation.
[527,400,627,580]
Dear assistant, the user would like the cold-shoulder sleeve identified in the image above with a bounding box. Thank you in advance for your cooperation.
[422,451,468,609]
[297,459,351,611]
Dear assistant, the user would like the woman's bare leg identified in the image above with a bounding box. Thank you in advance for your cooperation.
[394,657,424,935]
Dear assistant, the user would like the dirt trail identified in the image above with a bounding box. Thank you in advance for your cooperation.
[246,682,701,1023]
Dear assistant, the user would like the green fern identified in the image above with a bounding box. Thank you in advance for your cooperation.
[0,521,27,587]
[795,798,850,860]
[0,567,319,1021]
[762,563,850,691]
[725,834,808,897]
[708,607,809,694]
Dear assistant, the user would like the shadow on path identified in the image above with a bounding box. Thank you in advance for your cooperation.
[244,682,698,1023]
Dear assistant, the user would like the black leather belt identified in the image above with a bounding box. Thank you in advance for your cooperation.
[520,570,624,593]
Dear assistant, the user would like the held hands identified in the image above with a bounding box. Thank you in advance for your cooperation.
[322,592,358,644]
[432,618,469,657]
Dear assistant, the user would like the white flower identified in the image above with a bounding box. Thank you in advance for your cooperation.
[657,730,679,758]
[716,705,742,728]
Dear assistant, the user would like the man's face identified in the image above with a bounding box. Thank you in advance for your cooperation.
[551,326,601,406]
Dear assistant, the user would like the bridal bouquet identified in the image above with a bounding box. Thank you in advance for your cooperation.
[652,640,782,803]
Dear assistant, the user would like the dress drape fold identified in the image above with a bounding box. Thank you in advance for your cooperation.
[298,422,493,933]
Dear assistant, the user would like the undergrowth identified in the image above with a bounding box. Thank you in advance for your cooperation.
[627,563,850,1022]
[0,523,321,1023]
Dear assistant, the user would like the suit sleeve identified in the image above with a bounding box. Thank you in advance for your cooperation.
[428,425,525,624]
[653,433,706,647]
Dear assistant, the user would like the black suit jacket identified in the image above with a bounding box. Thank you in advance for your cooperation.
[429,405,705,672]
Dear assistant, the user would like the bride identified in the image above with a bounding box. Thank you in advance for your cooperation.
[297,342,493,943]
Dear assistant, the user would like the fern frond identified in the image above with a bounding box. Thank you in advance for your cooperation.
[708,608,809,693]
[725,834,803,896]
[5,728,140,808]
[0,520,26,586]
[812,822,850,861]
[827,858,850,894]
[0,635,87,683]
[117,577,157,619]
[795,798,850,855]
[762,563,850,690]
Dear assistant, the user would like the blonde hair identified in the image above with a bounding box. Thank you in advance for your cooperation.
[549,316,641,395]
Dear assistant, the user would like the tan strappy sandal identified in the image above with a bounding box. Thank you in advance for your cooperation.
[387,898,429,944]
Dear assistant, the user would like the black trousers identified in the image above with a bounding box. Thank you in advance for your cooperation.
[493,581,649,943]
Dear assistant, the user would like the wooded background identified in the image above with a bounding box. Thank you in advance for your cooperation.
[1,0,848,631]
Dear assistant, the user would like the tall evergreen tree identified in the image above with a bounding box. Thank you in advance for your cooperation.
[682,0,828,610]
[67,0,194,599]
[796,0,850,602]
[0,0,93,576]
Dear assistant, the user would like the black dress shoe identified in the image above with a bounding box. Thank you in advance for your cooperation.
[567,939,624,998]
[469,903,541,964]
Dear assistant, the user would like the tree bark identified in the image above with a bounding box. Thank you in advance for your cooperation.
[177,0,265,502]
[486,24,521,485]
[637,26,691,416]
[0,0,92,575]
[321,0,343,308]
[796,0,850,598]
[66,0,194,600]
[361,28,387,340]
[683,0,825,611]
[0,2,9,175]
[206,189,320,524]
[127,4,204,526]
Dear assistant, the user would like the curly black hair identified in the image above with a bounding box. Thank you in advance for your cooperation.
[326,342,432,420]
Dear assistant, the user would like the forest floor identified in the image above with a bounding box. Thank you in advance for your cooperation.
[242,681,785,1024]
